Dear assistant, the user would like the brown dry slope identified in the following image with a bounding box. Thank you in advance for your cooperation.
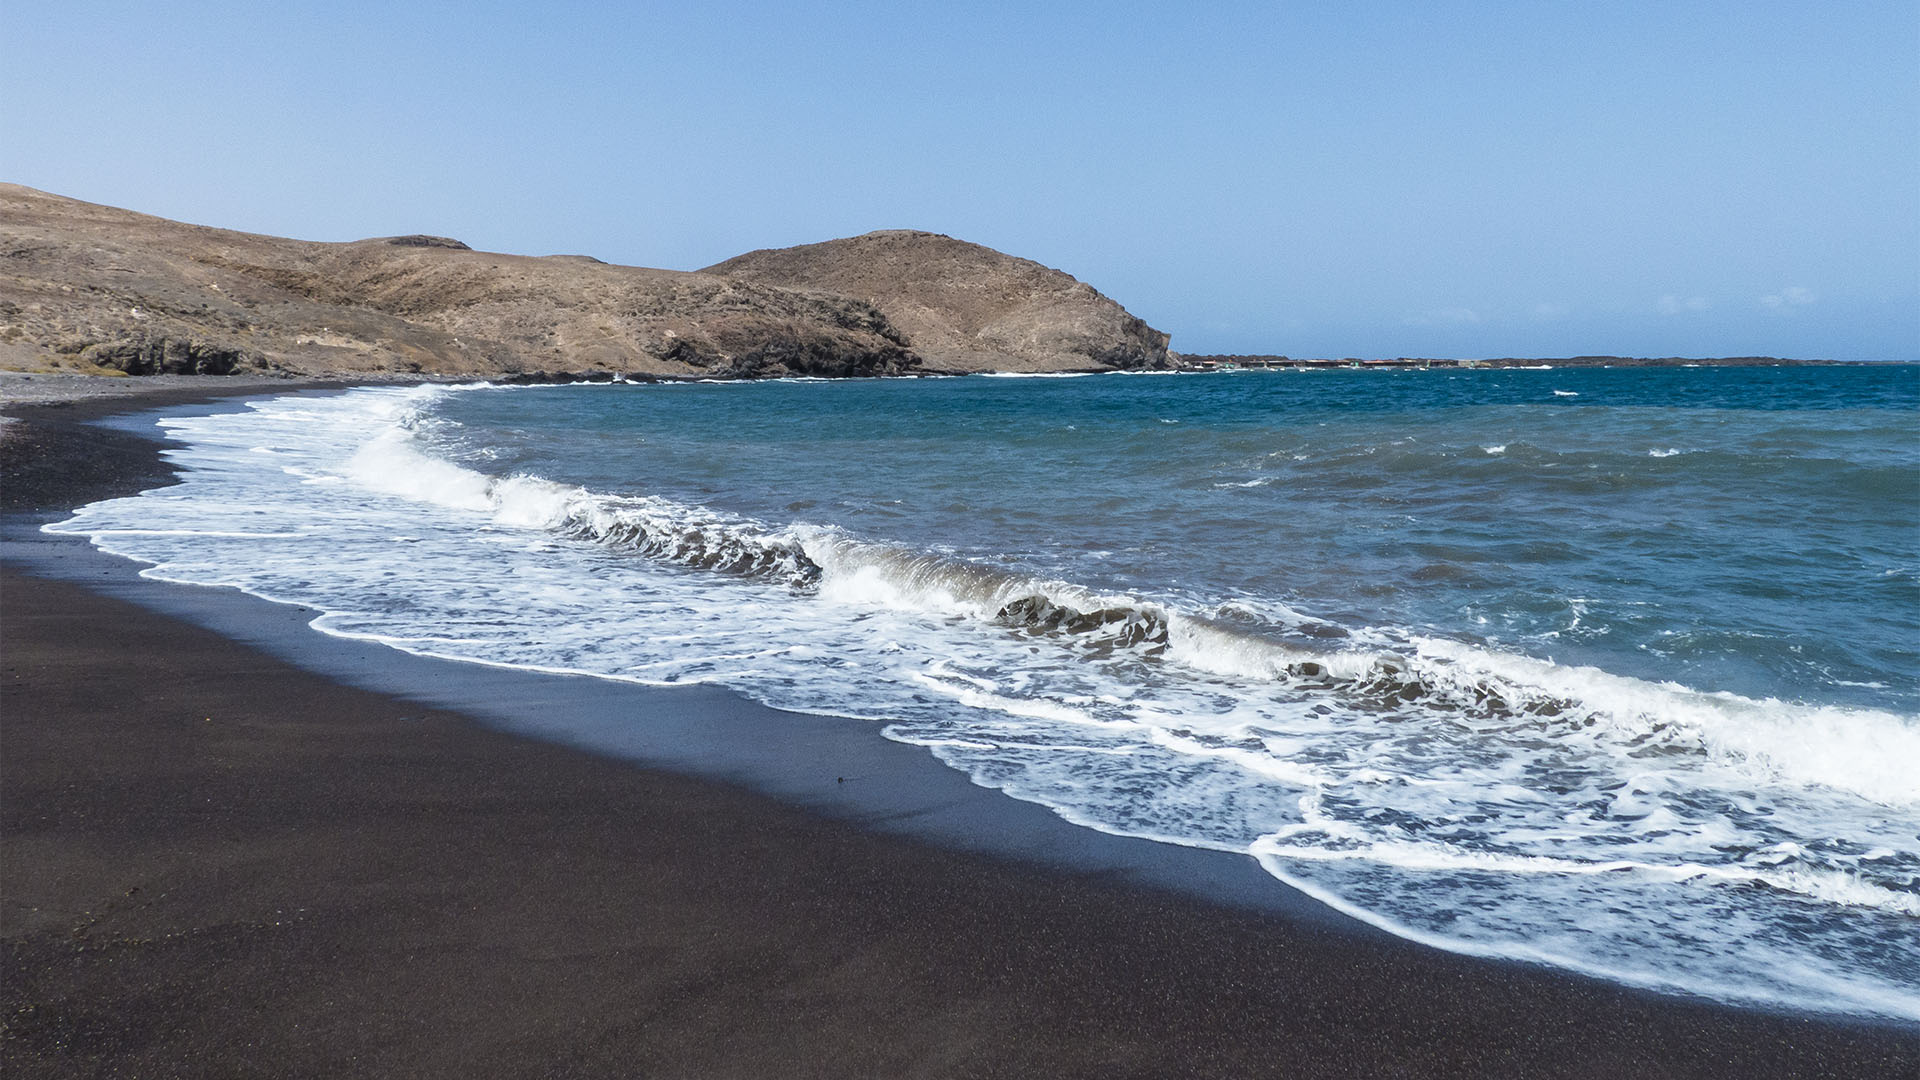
[0,185,917,380]
[705,230,1173,373]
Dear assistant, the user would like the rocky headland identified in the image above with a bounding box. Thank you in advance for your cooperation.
[705,230,1172,373]
[0,186,1170,384]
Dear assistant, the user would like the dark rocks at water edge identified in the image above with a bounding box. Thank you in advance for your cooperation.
[0,185,1171,382]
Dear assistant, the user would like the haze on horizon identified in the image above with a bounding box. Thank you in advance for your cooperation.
[4,1,1915,361]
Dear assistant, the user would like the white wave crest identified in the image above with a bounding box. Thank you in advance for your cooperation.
[1167,617,1389,683]
[1410,637,1920,808]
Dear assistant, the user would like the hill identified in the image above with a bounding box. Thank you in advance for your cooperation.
[704,230,1172,373]
[0,186,914,380]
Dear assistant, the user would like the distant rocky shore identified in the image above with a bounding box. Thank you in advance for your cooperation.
[1,185,1832,388]
[1173,354,1834,371]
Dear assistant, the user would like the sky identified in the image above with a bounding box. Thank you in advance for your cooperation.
[5,1,1916,360]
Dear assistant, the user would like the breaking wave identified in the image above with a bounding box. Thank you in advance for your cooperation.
[358,412,1920,816]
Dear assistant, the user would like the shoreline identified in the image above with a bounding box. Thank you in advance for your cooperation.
[0,351,1891,413]
[4,383,1917,1075]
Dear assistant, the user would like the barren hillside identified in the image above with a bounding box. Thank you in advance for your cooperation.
[705,230,1172,373]
[0,186,916,380]
[1,189,1174,381]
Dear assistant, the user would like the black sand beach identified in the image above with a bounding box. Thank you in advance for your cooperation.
[4,383,1918,1078]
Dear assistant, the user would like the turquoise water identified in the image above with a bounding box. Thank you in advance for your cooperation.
[49,364,1920,1020]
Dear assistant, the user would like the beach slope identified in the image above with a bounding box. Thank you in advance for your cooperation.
[3,389,1917,1077]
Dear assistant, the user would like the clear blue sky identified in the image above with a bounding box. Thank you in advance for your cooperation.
[6,1,1916,359]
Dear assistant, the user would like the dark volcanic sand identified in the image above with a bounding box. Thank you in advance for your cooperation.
[3,388,1917,1078]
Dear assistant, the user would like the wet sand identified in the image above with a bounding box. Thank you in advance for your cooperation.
[4,382,1916,1077]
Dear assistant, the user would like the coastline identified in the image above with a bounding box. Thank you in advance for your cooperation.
[4,382,1917,1076]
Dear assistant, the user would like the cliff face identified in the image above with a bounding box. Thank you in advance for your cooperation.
[704,230,1173,373]
[0,186,918,380]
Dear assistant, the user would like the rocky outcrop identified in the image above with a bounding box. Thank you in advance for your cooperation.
[0,186,917,380]
[704,230,1173,373]
[78,334,265,376]
[383,235,471,250]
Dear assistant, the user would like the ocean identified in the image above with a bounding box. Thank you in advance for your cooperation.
[48,364,1920,1021]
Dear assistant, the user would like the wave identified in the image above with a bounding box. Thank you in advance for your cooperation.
[1406,637,1920,808]
[1248,846,1920,1022]
[1252,829,1920,917]
[345,420,824,588]
[336,389,1920,814]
